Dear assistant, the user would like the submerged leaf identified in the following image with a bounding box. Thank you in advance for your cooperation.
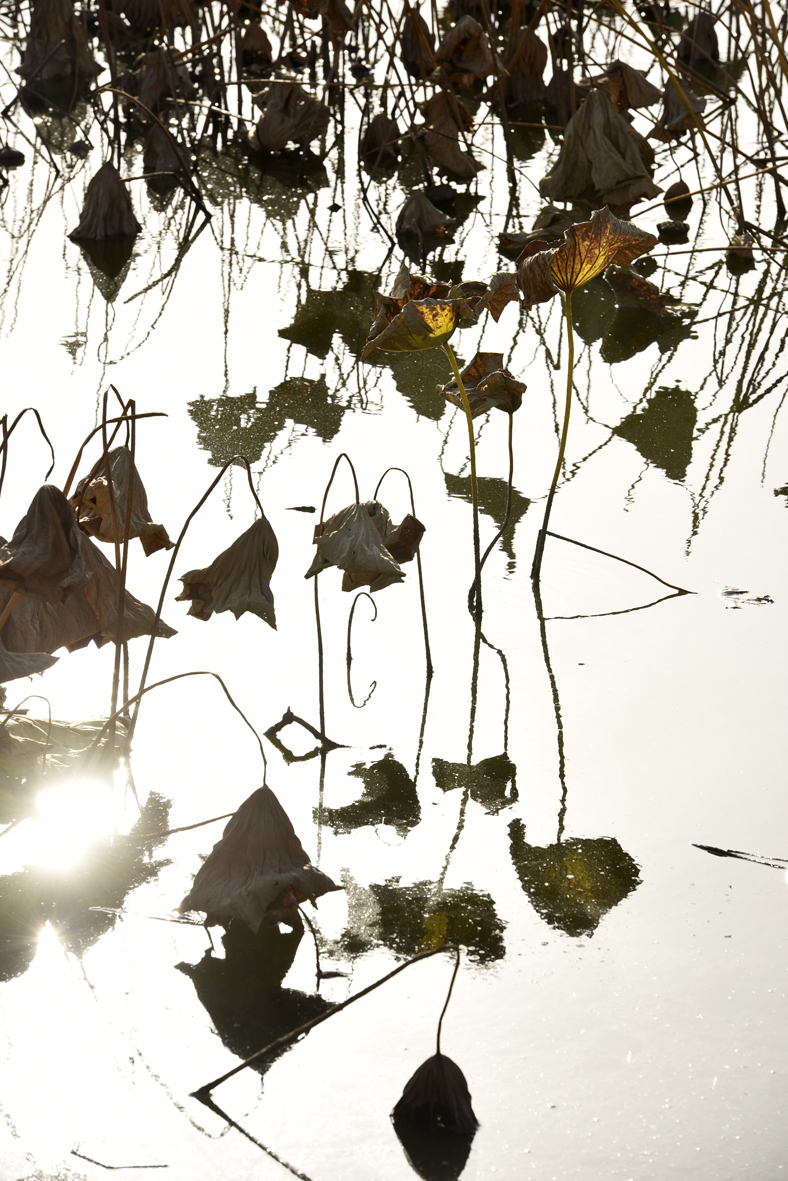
[0,486,88,603]
[71,446,172,556]
[178,784,341,932]
[437,352,525,417]
[176,515,278,629]
[305,500,423,592]
[392,1052,479,1134]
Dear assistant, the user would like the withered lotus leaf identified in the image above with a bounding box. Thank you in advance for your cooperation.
[503,26,547,105]
[360,111,400,166]
[176,516,278,629]
[305,500,423,592]
[0,643,58,685]
[0,486,88,603]
[677,11,719,67]
[604,60,662,111]
[415,92,483,179]
[401,6,435,79]
[68,163,141,242]
[396,191,456,244]
[318,0,355,35]
[392,1052,479,1134]
[241,23,273,72]
[650,79,706,141]
[540,89,661,207]
[517,206,657,306]
[498,204,581,251]
[248,81,330,152]
[363,296,472,358]
[143,124,185,176]
[364,262,473,358]
[71,445,173,556]
[474,271,520,322]
[17,0,101,81]
[178,785,342,932]
[0,534,176,652]
[437,352,525,417]
[124,47,196,113]
[434,15,507,83]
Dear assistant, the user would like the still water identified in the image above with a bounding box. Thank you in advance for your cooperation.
[1,6,787,1177]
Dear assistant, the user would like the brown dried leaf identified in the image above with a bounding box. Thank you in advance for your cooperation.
[415,92,483,179]
[178,784,341,932]
[0,643,58,685]
[546,206,657,293]
[142,123,185,175]
[249,81,330,152]
[474,271,520,321]
[125,47,195,113]
[515,240,559,307]
[176,516,278,628]
[438,351,525,416]
[503,26,547,105]
[71,446,172,556]
[360,111,400,166]
[540,89,661,207]
[392,1052,479,1134]
[304,501,410,592]
[650,79,706,141]
[0,486,88,603]
[17,0,101,81]
[241,23,273,71]
[401,6,435,79]
[396,191,456,243]
[434,15,507,82]
[604,60,662,111]
[68,163,141,242]
[677,12,719,68]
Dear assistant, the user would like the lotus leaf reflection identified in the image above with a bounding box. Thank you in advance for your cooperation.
[320,754,420,837]
[509,821,641,937]
[432,753,518,815]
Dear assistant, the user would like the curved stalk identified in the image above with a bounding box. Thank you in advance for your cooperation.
[443,342,482,616]
[531,290,575,585]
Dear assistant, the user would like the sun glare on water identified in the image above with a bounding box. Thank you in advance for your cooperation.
[16,763,135,869]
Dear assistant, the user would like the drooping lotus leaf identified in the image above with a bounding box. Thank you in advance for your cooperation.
[0,644,58,685]
[363,276,475,357]
[603,59,662,111]
[68,163,141,241]
[498,204,583,252]
[415,92,483,179]
[319,753,420,837]
[248,81,330,152]
[474,271,520,322]
[0,716,127,800]
[176,515,278,629]
[177,923,333,1079]
[395,191,457,251]
[0,485,88,603]
[503,26,547,104]
[392,1053,479,1134]
[116,0,195,36]
[319,0,355,35]
[0,534,176,653]
[71,445,172,556]
[432,752,518,814]
[178,784,342,932]
[434,14,506,83]
[516,205,657,306]
[677,11,719,67]
[241,22,273,72]
[360,111,400,167]
[540,89,661,207]
[17,0,101,81]
[509,819,641,937]
[650,79,706,141]
[437,352,525,418]
[305,500,424,592]
[401,6,435,79]
[123,47,196,113]
[142,123,185,177]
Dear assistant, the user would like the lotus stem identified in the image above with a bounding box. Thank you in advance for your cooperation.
[0,408,55,505]
[469,411,514,612]
[436,945,461,1055]
[443,342,482,617]
[374,465,433,679]
[531,289,575,585]
[62,411,166,499]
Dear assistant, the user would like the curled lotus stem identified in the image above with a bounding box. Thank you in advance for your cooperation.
[531,289,575,585]
[469,411,514,613]
[374,465,433,679]
[347,591,378,708]
[443,342,482,617]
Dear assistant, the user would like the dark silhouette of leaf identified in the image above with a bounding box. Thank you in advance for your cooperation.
[319,753,420,837]
[613,386,697,481]
[432,753,517,815]
[444,474,529,571]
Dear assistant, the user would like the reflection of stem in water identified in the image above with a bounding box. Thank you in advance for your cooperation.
[346,591,377,708]
[479,630,511,754]
[197,1094,316,1181]
[546,530,692,594]
[192,944,458,1097]
[547,588,687,622]
[298,903,323,987]
[413,673,432,786]
[436,619,482,893]
[533,581,567,843]
[316,749,326,865]
[469,410,515,613]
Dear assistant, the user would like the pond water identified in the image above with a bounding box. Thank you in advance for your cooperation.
[1,2,787,1178]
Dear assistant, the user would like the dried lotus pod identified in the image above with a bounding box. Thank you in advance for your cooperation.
[392,1052,479,1134]
[176,515,278,628]
[68,163,141,241]
[178,784,342,932]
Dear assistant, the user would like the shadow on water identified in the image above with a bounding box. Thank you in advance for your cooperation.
[0,792,172,982]
[177,921,333,1078]
[319,753,421,837]
[394,1121,473,1181]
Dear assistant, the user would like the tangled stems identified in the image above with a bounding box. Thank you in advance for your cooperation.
[443,342,482,617]
[531,290,575,584]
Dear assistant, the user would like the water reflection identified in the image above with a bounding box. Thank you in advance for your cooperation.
[177,921,332,1077]
[319,753,420,837]
[0,792,171,981]
[613,385,698,481]
[444,475,529,574]
[338,877,505,965]
[432,754,517,816]
[278,268,380,359]
[394,1122,473,1181]
[600,306,696,364]
[509,823,641,937]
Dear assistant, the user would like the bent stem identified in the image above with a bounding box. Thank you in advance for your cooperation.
[532,289,575,585]
[443,342,482,618]
[374,465,433,679]
[469,410,514,612]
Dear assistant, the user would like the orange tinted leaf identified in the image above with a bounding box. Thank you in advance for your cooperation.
[549,206,657,292]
